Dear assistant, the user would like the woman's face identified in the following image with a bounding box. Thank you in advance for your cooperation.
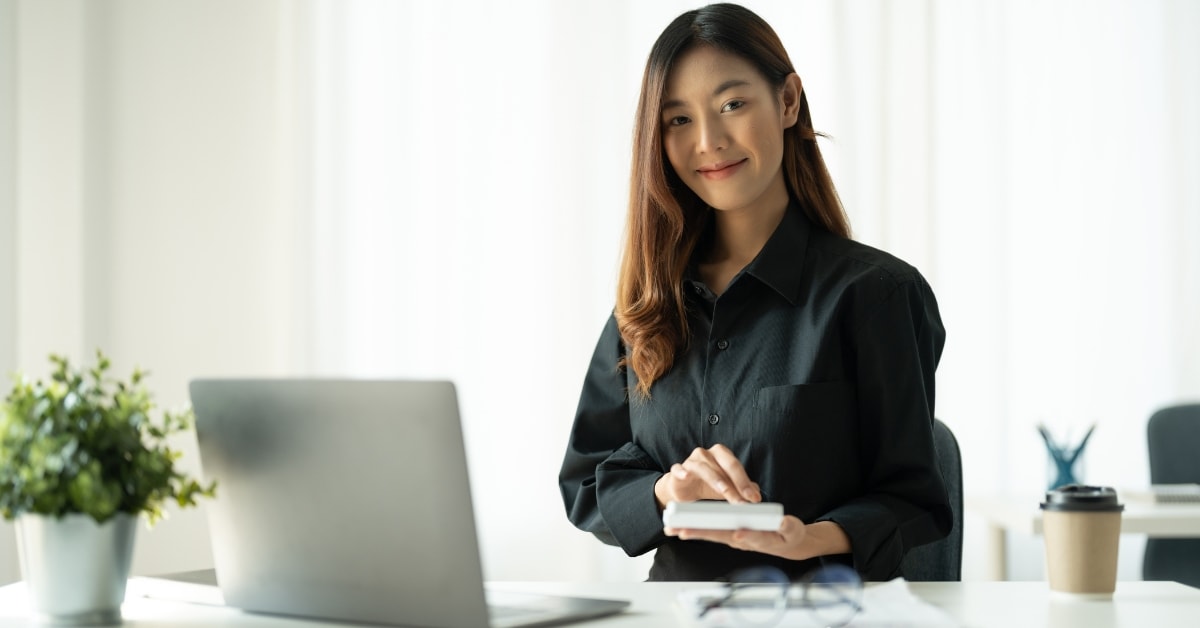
[661,45,799,216]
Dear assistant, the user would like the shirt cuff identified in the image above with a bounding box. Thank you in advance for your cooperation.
[595,443,668,556]
[815,501,904,580]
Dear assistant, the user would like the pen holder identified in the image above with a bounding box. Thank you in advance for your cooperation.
[1038,424,1095,491]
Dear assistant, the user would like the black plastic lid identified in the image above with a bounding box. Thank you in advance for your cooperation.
[1040,484,1124,512]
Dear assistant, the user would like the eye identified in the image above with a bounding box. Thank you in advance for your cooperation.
[721,100,745,113]
[665,115,691,127]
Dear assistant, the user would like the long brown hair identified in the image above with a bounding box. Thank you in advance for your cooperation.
[617,3,850,398]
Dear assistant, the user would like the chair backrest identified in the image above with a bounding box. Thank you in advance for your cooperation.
[900,418,963,581]
[1143,403,1200,587]
[1147,403,1200,484]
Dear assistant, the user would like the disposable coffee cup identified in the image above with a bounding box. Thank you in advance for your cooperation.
[1040,484,1124,599]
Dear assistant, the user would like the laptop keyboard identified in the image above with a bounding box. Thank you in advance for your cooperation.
[1153,484,1200,503]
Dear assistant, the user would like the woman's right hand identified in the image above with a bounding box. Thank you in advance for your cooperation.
[654,444,762,509]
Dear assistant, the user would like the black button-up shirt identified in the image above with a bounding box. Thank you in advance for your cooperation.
[559,204,951,581]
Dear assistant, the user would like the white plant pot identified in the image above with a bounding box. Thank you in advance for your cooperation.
[14,512,137,626]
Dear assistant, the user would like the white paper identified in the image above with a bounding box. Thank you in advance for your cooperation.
[676,578,959,627]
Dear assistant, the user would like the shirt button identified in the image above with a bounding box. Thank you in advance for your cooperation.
[716,339,729,350]
[707,414,720,425]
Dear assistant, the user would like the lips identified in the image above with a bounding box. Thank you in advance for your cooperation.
[697,158,747,180]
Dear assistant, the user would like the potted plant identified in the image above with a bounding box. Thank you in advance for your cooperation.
[0,351,216,625]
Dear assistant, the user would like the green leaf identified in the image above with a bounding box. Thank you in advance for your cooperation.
[0,351,215,524]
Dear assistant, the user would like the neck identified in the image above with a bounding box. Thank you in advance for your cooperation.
[705,198,788,267]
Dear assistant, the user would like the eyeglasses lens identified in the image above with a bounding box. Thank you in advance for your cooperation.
[727,567,789,626]
[801,564,863,627]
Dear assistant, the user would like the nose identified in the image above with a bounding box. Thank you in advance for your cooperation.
[695,115,727,154]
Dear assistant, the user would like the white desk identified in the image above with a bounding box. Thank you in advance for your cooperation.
[1,580,1199,627]
[968,493,1200,580]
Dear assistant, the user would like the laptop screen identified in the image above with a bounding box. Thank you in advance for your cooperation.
[190,379,492,628]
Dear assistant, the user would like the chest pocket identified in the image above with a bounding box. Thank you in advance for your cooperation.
[751,382,860,501]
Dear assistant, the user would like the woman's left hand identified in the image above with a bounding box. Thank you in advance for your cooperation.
[664,514,810,561]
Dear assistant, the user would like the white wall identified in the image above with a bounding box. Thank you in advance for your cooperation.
[0,0,307,583]
[0,0,17,587]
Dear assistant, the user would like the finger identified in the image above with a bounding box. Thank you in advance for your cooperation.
[727,529,780,552]
[707,445,761,502]
[661,463,697,504]
[707,447,758,502]
[670,463,689,480]
[680,449,742,502]
[776,515,802,536]
[733,516,804,559]
[674,528,737,544]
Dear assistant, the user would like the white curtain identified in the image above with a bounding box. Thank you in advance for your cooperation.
[307,0,1200,581]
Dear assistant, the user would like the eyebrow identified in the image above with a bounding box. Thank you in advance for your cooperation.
[662,78,752,112]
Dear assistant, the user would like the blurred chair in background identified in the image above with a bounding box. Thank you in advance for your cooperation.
[1143,403,1200,587]
[900,418,963,581]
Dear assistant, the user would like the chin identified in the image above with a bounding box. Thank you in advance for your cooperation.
[701,197,752,213]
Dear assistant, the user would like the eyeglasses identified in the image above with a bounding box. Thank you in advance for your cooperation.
[694,564,863,627]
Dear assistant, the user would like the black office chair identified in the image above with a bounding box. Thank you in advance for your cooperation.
[900,418,963,581]
[1143,403,1200,587]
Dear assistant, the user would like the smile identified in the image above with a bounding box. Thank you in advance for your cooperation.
[697,159,748,181]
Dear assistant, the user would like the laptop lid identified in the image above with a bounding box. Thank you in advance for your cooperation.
[189,379,627,628]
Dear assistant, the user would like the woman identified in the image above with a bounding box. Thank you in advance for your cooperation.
[558,3,951,582]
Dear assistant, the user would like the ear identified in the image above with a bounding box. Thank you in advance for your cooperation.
[779,73,802,129]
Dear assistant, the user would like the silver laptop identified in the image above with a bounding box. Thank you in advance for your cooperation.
[187,379,629,628]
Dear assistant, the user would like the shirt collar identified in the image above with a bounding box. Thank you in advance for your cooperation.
[743,203,811,305]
